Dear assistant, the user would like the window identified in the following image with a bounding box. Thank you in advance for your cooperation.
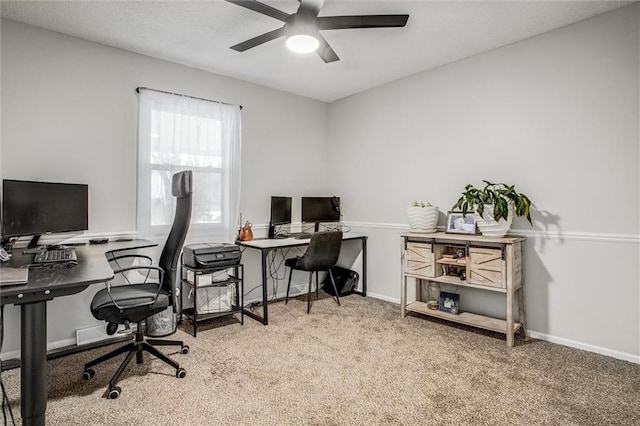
[137,88,241,242]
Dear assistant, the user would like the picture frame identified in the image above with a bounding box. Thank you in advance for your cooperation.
[445,211,477,234]
[438,291,460,315]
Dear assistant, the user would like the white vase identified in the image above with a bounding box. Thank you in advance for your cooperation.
[407,206,439,233]
[475,204,513,238]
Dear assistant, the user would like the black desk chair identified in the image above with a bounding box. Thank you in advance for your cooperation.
[285,230,343,314]
[83,170,193,399]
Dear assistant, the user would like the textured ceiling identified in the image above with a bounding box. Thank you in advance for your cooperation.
[0,0,634,102]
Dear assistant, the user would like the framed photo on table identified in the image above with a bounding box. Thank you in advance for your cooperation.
[439,291,460,315]
[445,212,477,234]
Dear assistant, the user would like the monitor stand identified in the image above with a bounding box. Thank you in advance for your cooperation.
[21,235,45,254]
[27,234,42,249]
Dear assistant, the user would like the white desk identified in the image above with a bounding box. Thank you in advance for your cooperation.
[238,232,367,324]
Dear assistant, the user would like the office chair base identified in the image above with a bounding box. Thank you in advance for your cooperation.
[82,330,187,399]
[147,338,189,354]
[108,386,122,399]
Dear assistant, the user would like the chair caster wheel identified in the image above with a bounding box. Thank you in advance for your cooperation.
[108,386,121,399]
[106,322,118,335]
[180,345,189,355]
[82,369,95,380]
[176,368,187,379]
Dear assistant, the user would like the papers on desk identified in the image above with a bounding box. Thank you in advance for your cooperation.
[0,267,29,286]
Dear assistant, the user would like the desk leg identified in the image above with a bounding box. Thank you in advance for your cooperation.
[361,237,367,297]
[21,301,47,426]
[261,249,268,324]
[242,248,269,325]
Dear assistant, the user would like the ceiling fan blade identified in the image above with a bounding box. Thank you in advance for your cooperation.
[230,27,286,52]
[225,0,290,22]
[316,33,339,63]
[297,0,325,17]
[319,14,409,30]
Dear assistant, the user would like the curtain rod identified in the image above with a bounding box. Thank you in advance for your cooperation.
[135,86,242,110]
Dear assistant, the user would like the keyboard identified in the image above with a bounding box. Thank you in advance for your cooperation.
[34,248,77,264]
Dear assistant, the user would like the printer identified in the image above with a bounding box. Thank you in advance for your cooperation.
[182,242,242,269]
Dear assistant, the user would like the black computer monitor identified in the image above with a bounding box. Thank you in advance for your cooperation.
[2,179,89,248]
[268,196,292,239]
[301,196,341,232]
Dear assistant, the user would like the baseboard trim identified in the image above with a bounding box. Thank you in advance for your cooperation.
[526,330,640,364]
[364,292,399,304]
[365,293,640,364]
[242,283,309,307]
[0,337,77,362]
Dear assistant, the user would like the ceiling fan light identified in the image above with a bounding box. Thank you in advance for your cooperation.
[286,34,319,54]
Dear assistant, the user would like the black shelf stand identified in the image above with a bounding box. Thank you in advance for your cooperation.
[180,261,244,337]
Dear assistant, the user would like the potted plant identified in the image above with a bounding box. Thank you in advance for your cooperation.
[407,200,439,233]
[452,180,532,237]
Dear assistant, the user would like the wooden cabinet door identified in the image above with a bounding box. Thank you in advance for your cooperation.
[405,242,435,278]
[468,247,505,288]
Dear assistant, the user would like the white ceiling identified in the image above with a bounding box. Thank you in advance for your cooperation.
[0,0,634,102]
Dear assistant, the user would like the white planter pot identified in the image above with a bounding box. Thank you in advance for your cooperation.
[407,206,439,233]
[475,204,513,238]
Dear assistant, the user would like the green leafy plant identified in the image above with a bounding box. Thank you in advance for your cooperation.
[452,180,532,224]
[411,200,433,208]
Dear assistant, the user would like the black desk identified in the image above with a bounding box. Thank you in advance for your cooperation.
[238,232,367,325]
[0,240,155,426]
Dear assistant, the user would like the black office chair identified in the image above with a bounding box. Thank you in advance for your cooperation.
[82,170,193,399]
[285,230,343,314]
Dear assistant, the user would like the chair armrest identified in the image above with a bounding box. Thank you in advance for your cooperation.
[105,265,165,310]
[109,254,155,284]
[108,253,153,264]
[111,265,164,282]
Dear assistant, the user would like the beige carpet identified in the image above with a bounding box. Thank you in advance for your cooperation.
[2,295,639,425]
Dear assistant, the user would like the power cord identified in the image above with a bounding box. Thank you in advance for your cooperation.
[268,247,307,301]
[267,250,282,301]
[243,284,264,299]
[322,223,351,233]
[242,246,305,308]
[275,224,316,238]
[246,301,260,311]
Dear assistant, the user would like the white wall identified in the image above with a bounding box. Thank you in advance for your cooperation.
[0,20,329,355]
[328,5,640,361]
[2,4,639,363]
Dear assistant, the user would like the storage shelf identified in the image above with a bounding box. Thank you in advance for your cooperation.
[182,307,242,323]
[404,274,507,293]
[406,301,522,335]
[436,258,466,266]
[182,276,241,289]
[182,263,238,273]
[180,260,243,337]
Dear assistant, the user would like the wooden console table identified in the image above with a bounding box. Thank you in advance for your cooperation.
[400,232,526,347]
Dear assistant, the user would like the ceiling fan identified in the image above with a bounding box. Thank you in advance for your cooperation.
[225,0,409,63]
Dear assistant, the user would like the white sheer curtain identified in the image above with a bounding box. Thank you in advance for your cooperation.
[137,88,241,243]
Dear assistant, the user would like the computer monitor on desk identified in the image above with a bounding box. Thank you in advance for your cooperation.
[268,196,292,239]
[1,179,89,248]
[301,196,341,232]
